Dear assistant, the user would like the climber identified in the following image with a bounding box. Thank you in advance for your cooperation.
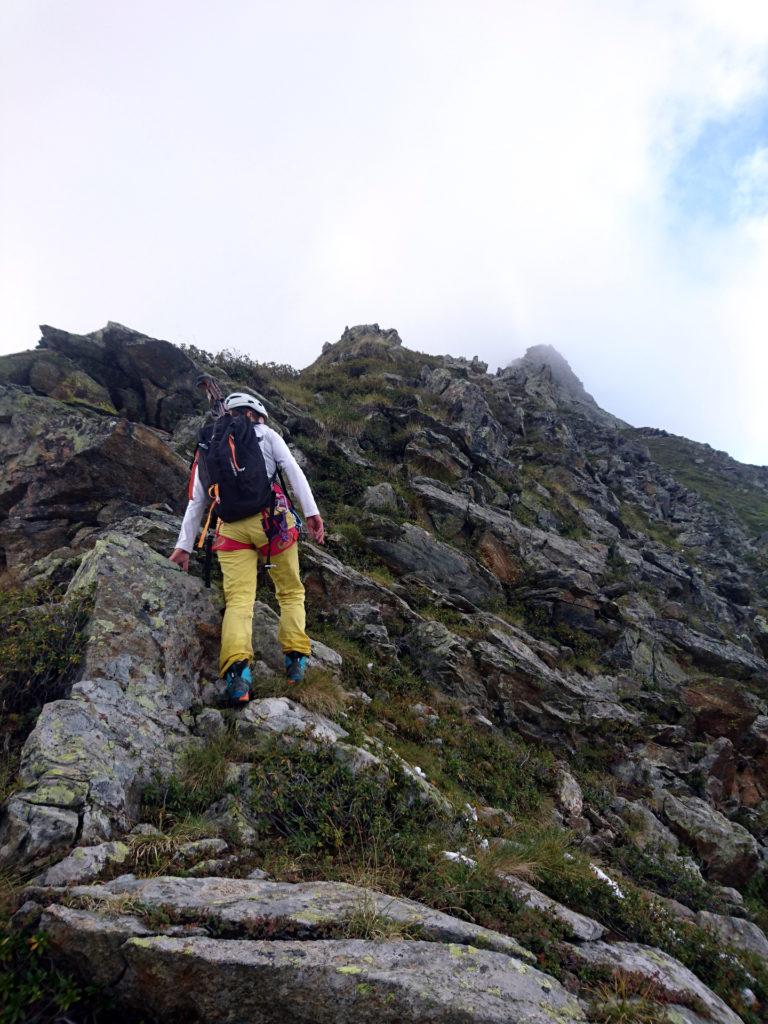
[168,391,325,703]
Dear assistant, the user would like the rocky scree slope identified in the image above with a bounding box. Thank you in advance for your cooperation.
[1,322,767,1022]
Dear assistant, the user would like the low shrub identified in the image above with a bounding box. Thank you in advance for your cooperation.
[352,695,555,817]
[141,726,248,824]
[612,844,715,912]
[536,855,768,1021]
[0,927,122,1024]
[0,581,91,804]
[247,737,445,861]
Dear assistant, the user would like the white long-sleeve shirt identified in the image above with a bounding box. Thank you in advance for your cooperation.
[174,423,320,552]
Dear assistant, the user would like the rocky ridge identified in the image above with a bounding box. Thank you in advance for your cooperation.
[1,322,767,1022]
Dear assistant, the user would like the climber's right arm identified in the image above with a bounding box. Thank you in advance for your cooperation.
[170,468,207,569]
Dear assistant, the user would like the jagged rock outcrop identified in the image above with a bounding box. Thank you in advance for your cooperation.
[0,384,189,568]
[500,344,626,429]
[317,323,405,365]
[3,321,768,1022]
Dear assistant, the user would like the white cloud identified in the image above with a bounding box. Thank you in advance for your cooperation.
[734,147,768,216]
[0,0,767,462]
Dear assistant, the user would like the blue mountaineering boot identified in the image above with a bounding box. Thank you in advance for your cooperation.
[284,651,309,684]
[224,660,252,704]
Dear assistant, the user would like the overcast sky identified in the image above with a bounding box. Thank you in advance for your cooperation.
[1,1,767,465]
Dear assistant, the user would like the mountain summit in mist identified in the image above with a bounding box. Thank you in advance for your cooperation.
[503,343,627,429]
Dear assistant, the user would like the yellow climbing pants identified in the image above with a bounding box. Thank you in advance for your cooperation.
[216,513,311,675]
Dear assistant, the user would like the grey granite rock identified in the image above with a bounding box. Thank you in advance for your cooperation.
[0,533,220,868]
[40,900,585,1024]
[500,875,605,941]
[81,875,535,959]
[566,941,742,1024]
[33,841,130,887]
[654,791,760,887]
[695,910,768,959]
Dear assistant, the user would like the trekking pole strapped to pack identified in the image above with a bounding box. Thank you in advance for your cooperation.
[192,374,226,588]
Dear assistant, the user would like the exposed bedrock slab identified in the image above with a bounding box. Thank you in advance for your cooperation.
[33,841,130,887]
[363,515,503,606]
[658,620,768,681]
[58,875,535,961]
[0,533,220,868]
[301,543,418,631]
[410,477,608,580]
[40,903,585,1024]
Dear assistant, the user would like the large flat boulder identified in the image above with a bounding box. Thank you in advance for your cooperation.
[49,875,534,961]
[39,902,586,1024]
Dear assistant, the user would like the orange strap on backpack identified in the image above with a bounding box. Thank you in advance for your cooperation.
[196,484,220,550]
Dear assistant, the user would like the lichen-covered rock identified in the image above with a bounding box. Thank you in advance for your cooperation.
[127,938,585,1023]
[361,482,400,512]
[403,620,487,705]
[317,323,404,364]
[40,900,585,1024]
[0,348,117,412]
[37,321,202,429]
[403,432,471,482]
[62,875,534,960]
[301,544,418,630]
[0,533,219,868]
[499,875,605,941]
[469,626,586,735]
[33,841,130,886]
[441,379,509,461]
[612,798,680,853]
[40,905,154,988]
[235,697,349,745]
[554,769,584,819]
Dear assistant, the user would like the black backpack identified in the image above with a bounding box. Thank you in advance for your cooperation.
[200,414,274,523]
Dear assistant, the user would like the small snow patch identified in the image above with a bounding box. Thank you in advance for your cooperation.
[590,864,624,900]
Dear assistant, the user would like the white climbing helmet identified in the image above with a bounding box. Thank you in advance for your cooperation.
[223,392,269,418]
